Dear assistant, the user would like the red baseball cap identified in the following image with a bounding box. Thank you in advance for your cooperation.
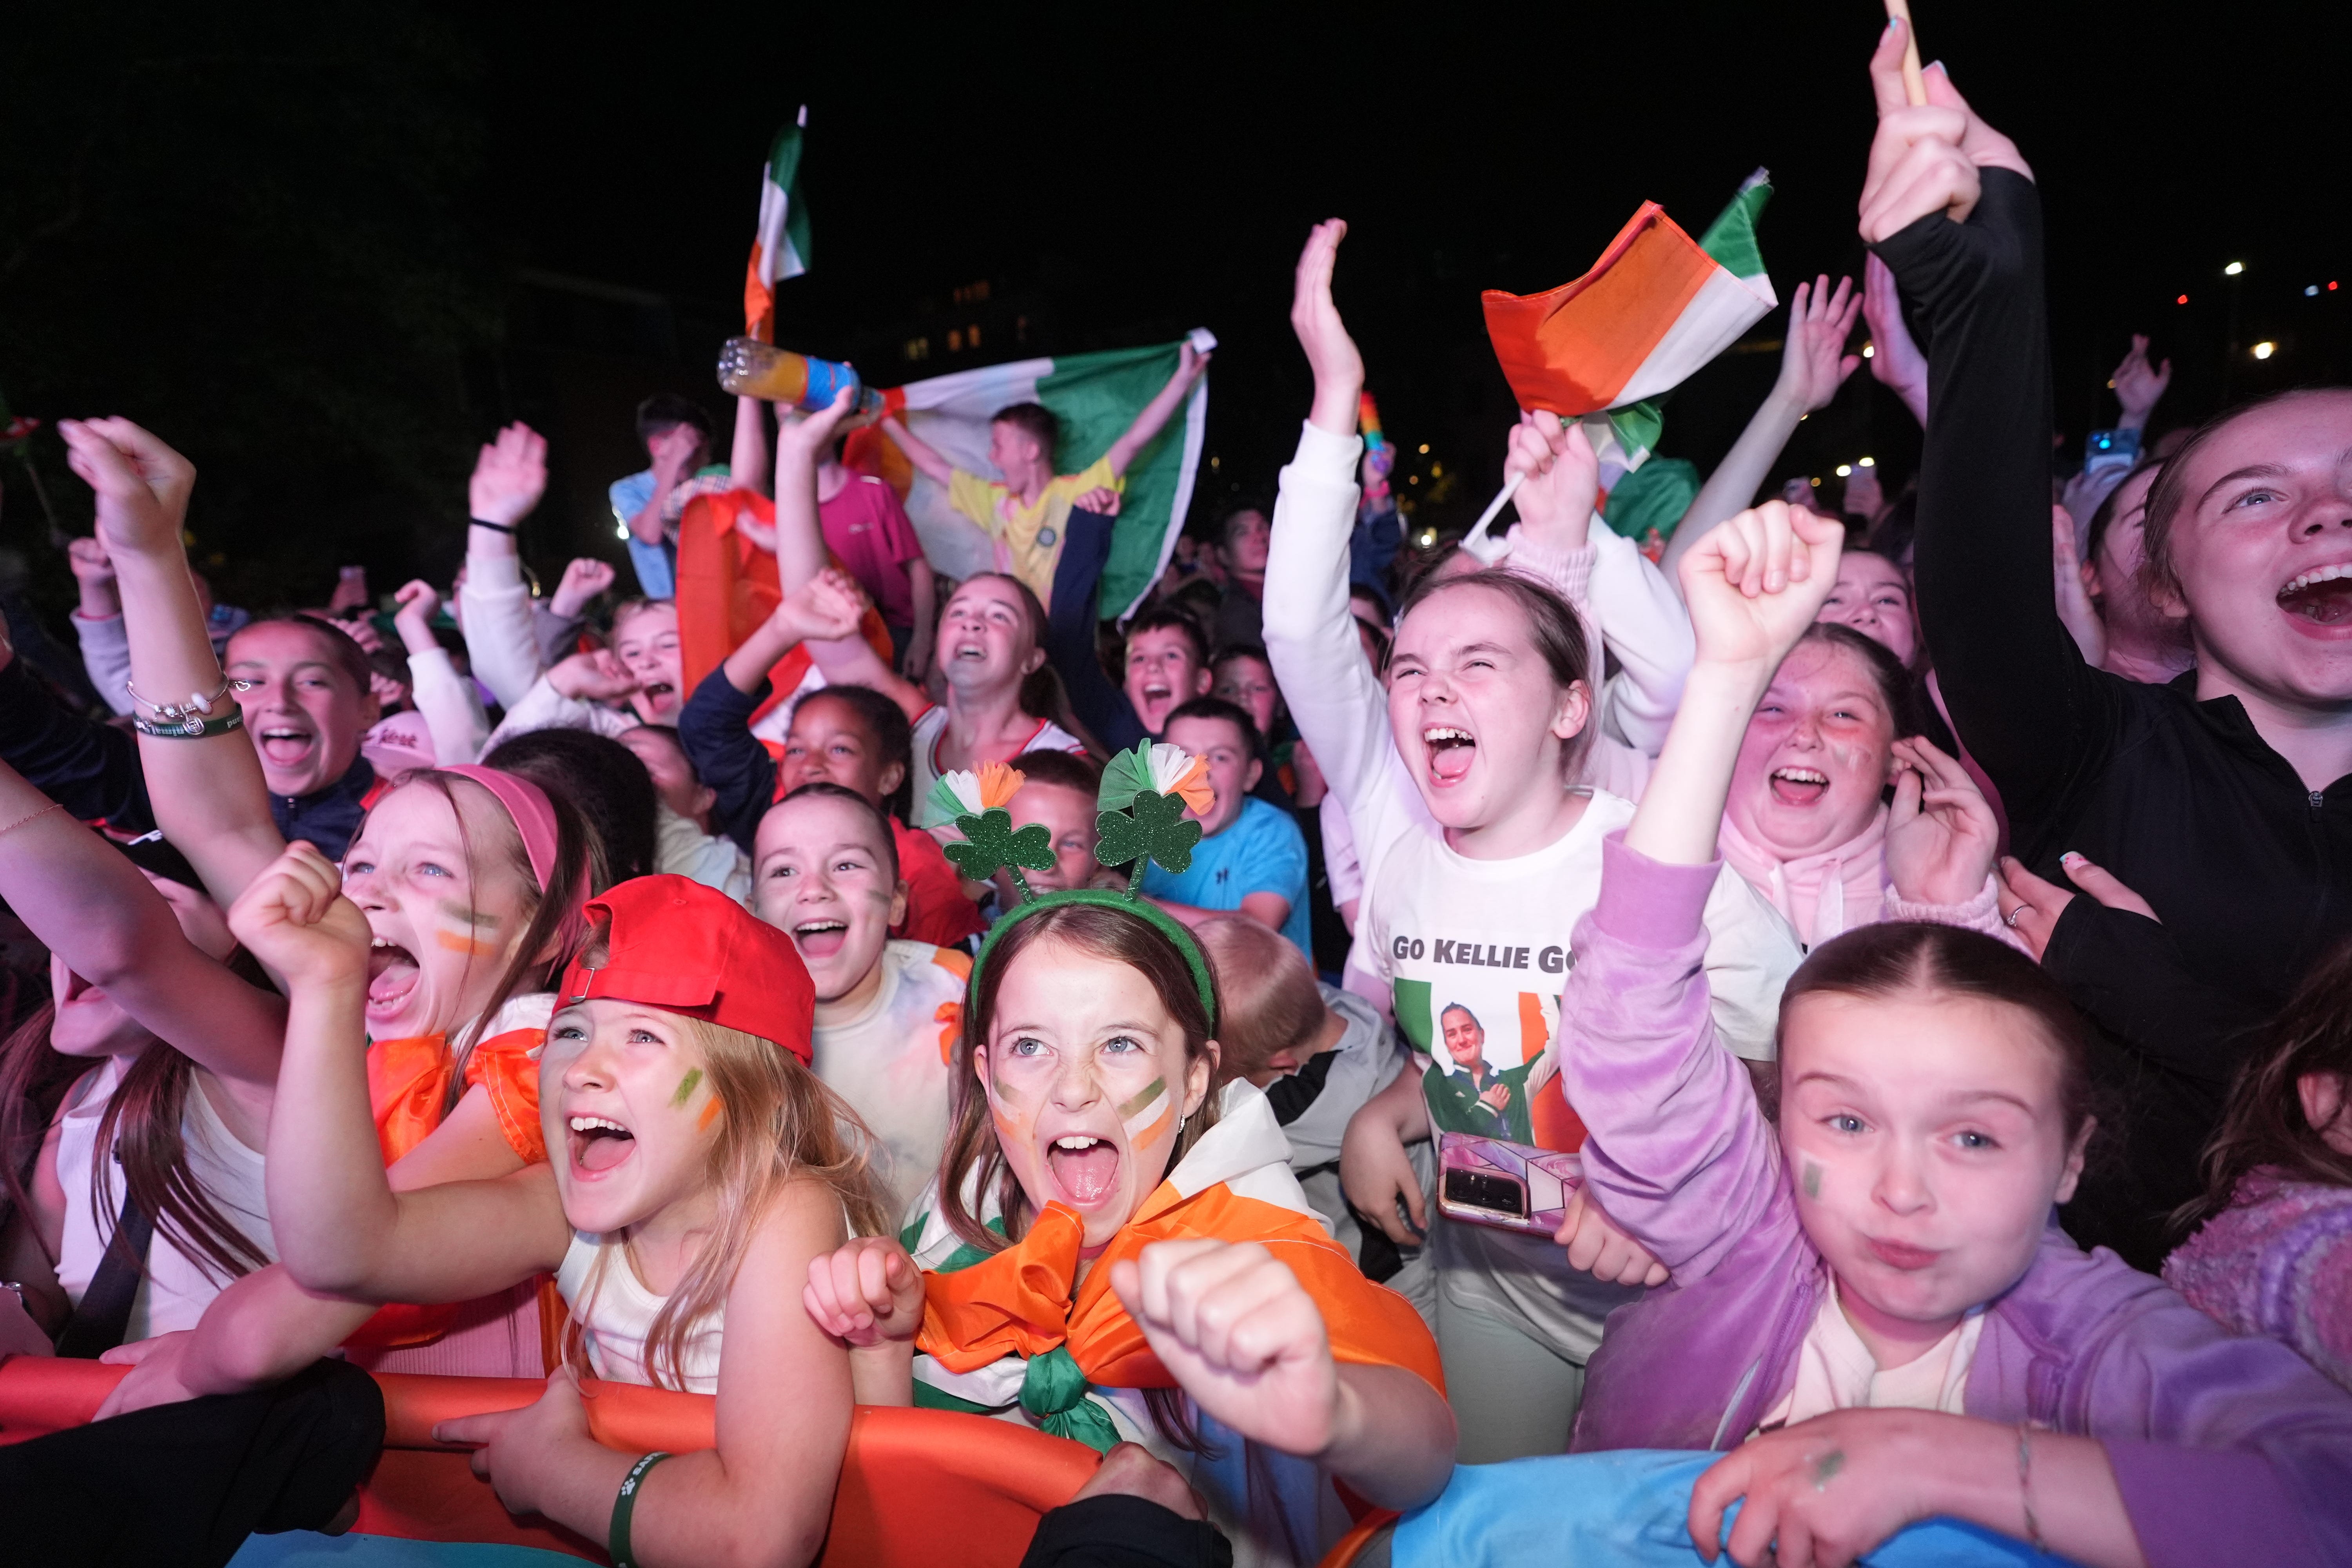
[557,875,815,1067]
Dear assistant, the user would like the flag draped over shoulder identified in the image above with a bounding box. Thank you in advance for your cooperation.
[1482,170,1775,477]
[743,109,812,342]
[842,332,1213,621]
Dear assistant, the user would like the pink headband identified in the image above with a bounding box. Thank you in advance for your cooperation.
[435,765,561,893]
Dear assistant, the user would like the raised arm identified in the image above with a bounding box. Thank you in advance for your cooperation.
[1564,503,1844,1277]
[0,617,153,834]
[878,414,954,489]
[1862,39,2111,855]
[0,756,285,1095]
[60,417,281,906]
[773,390,858,595]
[1261,221,1405,835]
[392,581,489,765]
[1659,275,1862,588]
[458,423,553,710]
[730,394,772,498]
[1102,343,1211,478]
[1861,252,1931,428]
[238,843,567,1302]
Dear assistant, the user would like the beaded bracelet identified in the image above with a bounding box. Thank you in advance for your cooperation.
[123,674,243,724]
[608,1450,671,1568]
[132,708,244,739]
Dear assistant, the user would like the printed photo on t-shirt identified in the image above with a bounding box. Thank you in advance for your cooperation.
[1389,940,1588,1154]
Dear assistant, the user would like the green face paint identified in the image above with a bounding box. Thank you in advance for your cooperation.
[1802,1160,1823,1201]
[436,899,500,930]
[1811,1449,1845,1491]
[670,1068,703,1109]
[1115,1078,1167,1121]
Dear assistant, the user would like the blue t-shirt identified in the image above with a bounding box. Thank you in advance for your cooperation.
[1142,797,1311,958]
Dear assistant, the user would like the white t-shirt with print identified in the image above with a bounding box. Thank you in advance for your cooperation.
[812,939,970,1219]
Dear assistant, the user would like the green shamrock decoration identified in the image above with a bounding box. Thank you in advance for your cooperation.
[1094,789,1202,891]
[943,808,1056,900]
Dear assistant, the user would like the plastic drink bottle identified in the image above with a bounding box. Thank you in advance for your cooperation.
[716,338,876,412]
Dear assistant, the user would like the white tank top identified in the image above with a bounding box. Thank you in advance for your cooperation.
[53,1056,275,1340]
[556,1233,724,1394]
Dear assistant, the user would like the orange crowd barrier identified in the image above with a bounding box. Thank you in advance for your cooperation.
[0,1356,1097,1565]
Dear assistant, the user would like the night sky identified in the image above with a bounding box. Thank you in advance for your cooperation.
[7,1,2349,601]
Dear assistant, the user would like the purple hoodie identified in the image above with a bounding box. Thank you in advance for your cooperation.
[1561,835,2352,1568]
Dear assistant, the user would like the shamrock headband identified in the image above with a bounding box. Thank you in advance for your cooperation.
[933,744,1220,1029]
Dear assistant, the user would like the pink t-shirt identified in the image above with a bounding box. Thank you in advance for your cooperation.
[820,474,926,626]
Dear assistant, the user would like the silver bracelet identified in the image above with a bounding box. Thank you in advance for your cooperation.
[123,674,247,723]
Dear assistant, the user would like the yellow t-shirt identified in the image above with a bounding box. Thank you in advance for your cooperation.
[946,454,1122,608]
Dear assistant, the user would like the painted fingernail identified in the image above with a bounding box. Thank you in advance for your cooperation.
[2061,851,2085,866]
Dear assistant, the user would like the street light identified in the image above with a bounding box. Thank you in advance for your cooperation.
[2225,261,2245,276]
[1835,464,1853,477]
[2254,341,2276,360]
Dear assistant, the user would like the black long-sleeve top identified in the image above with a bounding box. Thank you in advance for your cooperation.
[1883,170,2352,1265]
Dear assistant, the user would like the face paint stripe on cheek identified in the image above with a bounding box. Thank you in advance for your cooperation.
[433,930,499,957]
[670,1067,703,1109]
[1120,1076,1172,1151]
[437,900,500,930]
[1802,1159,1824,1201]
[697,1096,722,1131]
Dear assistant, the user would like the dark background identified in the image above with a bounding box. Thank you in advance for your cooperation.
[4,1,2347,622]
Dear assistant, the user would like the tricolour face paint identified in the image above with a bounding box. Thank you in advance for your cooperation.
[1119,1076,1172,1152]
[431,898,502,958]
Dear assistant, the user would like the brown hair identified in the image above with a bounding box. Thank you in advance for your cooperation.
[564,1005,888,1390]
[229,614,374,697]
[2174,935,2352,1238]
[379,773,604,1099]
[1780,923,2098,1144]
[1392,567,1594,780]
[1197,916,1324,1086]
[2141,388,2351,599]
[794,685,915,823]
[989,403,1059,463]
[774,781,902,881]
[936,902,1223,1255]
[1785,622,1915,737]
[944,572,1091,749]
[1007,748,1102,798]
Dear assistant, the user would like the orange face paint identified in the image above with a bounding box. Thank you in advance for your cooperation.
[433,929,499,957]
[697,1096,722,1131]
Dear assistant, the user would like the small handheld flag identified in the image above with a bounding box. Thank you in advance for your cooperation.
[744,107,812,343]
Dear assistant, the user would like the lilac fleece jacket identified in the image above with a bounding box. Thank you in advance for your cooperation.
[1561,835,2352,1568]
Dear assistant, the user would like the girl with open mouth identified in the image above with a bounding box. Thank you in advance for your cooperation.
[804,768,1451,1566]
[247,871,885,1567]
[1719,622,2022,952]
[1262,220,1802,1465]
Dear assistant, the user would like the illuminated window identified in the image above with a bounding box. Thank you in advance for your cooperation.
[968,323,982,347]
[905,337,930,361]
[947,329,962,352]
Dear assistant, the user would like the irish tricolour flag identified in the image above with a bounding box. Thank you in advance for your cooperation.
[1483,170,1776,468]
[742,109,811,342]
[849,330,1214,621]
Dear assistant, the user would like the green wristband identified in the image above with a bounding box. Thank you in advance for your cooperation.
[131,708,244,740]
[608,1450,671,1568]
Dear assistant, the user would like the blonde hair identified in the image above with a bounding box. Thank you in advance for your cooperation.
[566,1011,888,1391]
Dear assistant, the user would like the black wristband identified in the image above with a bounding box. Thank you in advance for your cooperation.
[469,517,518,535]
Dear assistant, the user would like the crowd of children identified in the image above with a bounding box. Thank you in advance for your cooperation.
[0,18,2348,1568]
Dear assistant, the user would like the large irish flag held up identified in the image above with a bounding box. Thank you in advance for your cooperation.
[742,108,811,343]
[844,330,1214,621]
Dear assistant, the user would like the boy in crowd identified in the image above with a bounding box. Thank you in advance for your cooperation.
[1142,695,1310,956]
[1210,501,1271,649]
[878,342,1208,610]
[610,393,730,599]
[979,750,1105,915]
[1121,605,1212,738]
[1197,913,1407,1269]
